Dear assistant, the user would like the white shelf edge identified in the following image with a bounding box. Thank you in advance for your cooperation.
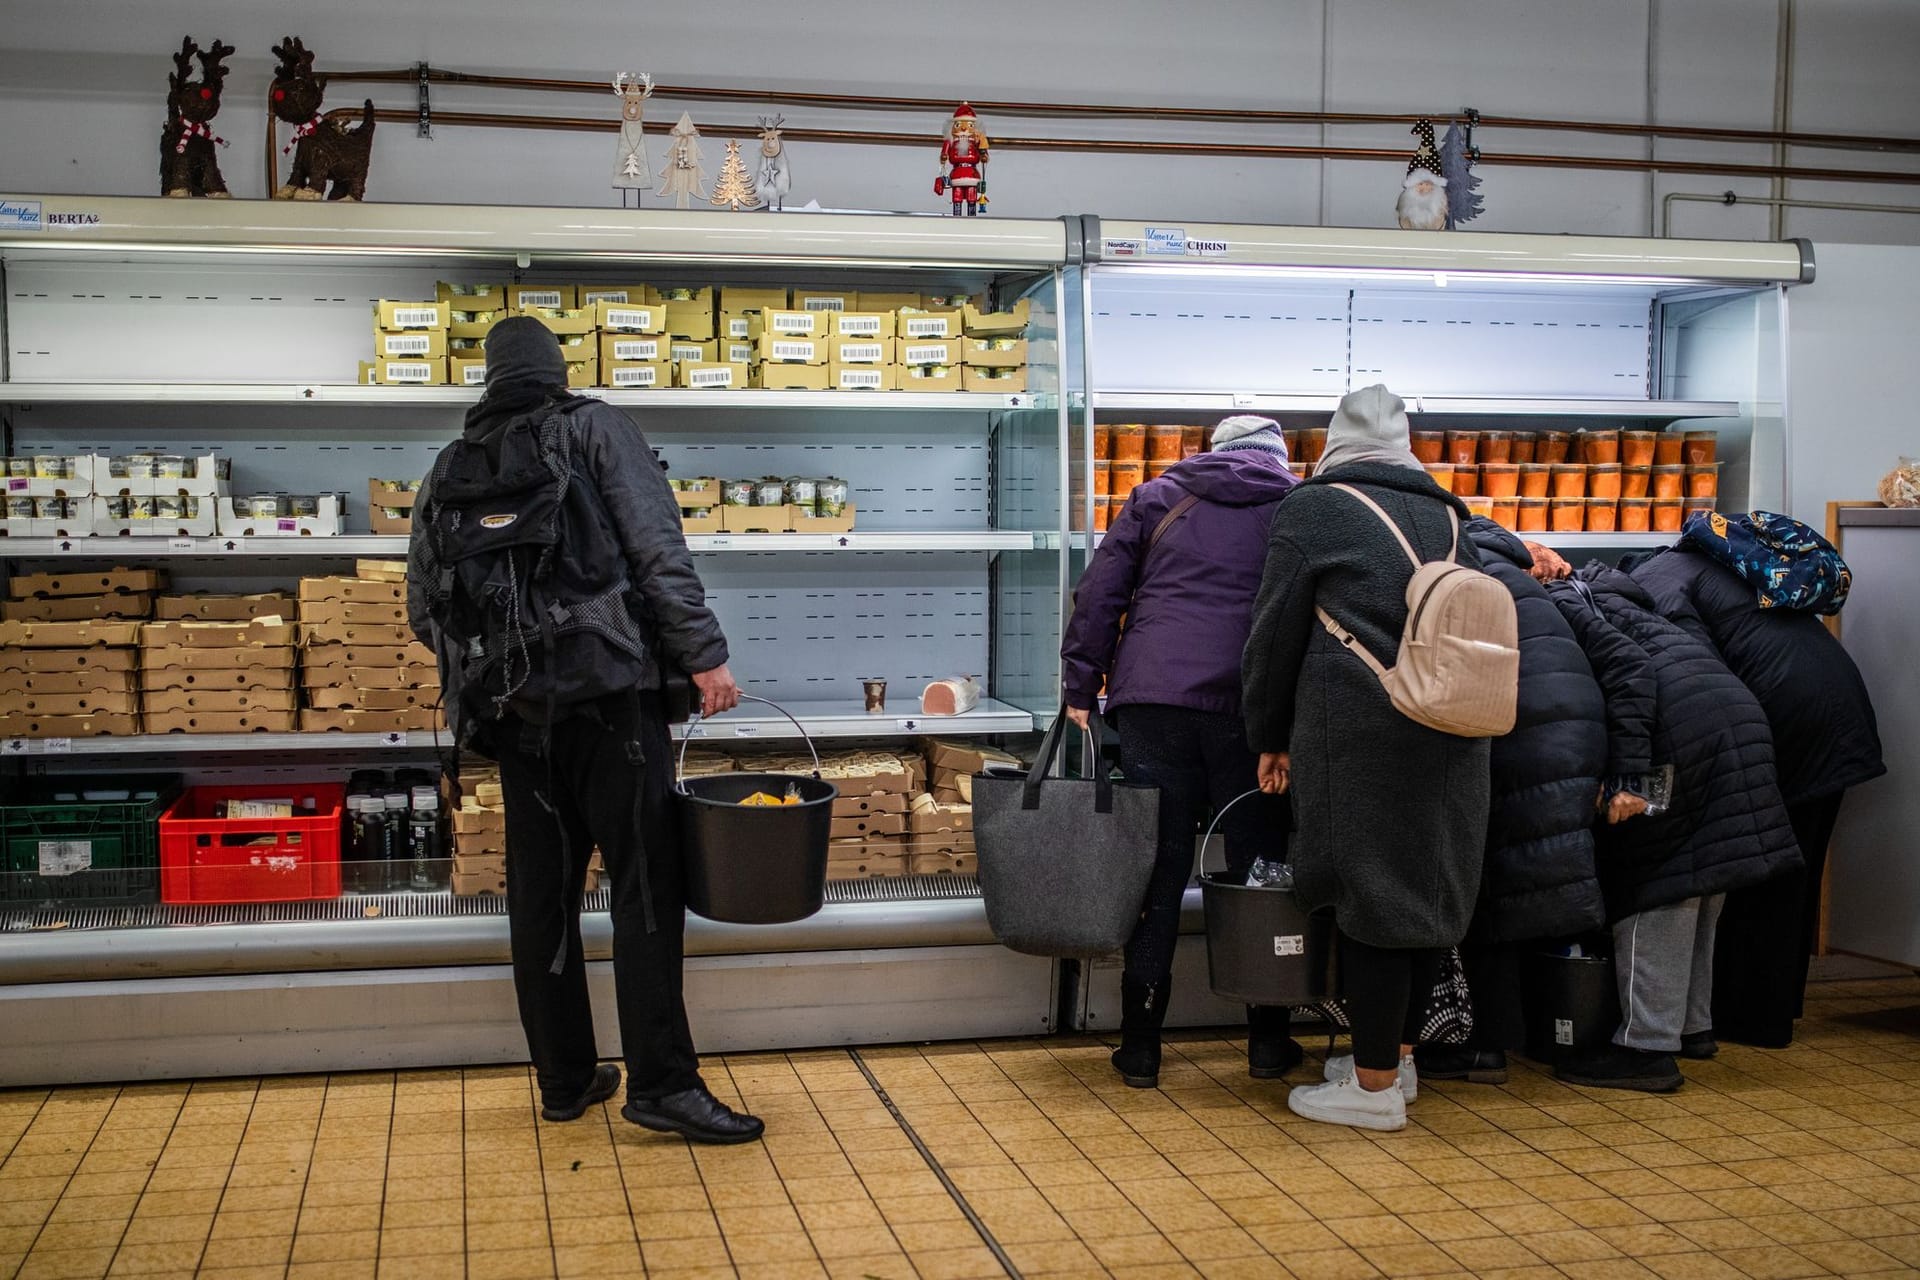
[0,383,1049,412]
[0,532,1036,557]
[1073,530,1675,552]
[0,700,1035,756]
[1089,392,1739,419]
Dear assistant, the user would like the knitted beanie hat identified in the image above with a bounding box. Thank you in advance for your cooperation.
[1210,415,1289,460]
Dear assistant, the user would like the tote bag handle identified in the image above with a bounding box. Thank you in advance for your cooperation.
[1023,708,1116,815]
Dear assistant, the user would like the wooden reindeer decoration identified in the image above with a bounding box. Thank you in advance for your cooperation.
[754,115,792,212]
[161,38,236,198]
[612,71,654,207]
[270,37,376,201]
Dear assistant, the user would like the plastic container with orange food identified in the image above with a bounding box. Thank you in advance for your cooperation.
[1479,431,1515,463]
[1281,428,1300,459]
[1093,459,1112,496]
[1621,431,1658,467]
[1517,497,1550,532]
[1423,462,1456,493]
[1452,465,1480,498]
[1111,424,1146,461]
[1551,464,1587,498]
[1445,431,1480,465]
[1550,497,1586,532]
[1093,495,1113,532]
[1651,464,1686,500]
[1146,460,1178,481]
[1581,429,1622,464]
[1652,499,1684,532]
[1585,499,1620,533]
[1092,423,1112,461]
[1509,435,1537,464]
[1622,466,1651,499]
[1481,463,1520,498]
[1299,428,1328,464]
[1518,464,1552,498]
[1490,497,1520,528]
[1619,498,1653,532]
[1654,433,1683,465]
[1587,463,1623,499]
[1462,495,1495,520]
[1411,431,1445,464]
[1537,431,1573,464]
[1683,431,1717,463]
[1147,425,1185,462]
[1684,500,1716,524]
[1686,463,1719,499]
[1183,424,1208,456]
[1109,460,1146,500]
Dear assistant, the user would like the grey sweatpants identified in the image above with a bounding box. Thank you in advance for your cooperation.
[1612,894,1726,1052]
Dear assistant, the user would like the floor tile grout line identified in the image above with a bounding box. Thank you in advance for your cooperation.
[203,1075,266,1270]
[364,1070,396,1278]
[849,1045,1021,1279]
[17,1084,124,1267]
[679,1058,740,1276]
[458,1069,470,1275]
[729,1055,831,1277]
[777,1049,915,1269]
[105,1083,191,1274]
[592,1063,643,1265]
[284,1078,327,1270]
[0,1088,50,1171]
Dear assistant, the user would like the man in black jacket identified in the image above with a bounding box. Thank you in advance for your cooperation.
[408,317,762,1143]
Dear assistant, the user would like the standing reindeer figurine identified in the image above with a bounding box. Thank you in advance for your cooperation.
[612,72,654,207]
[161,38,236,198]
[270,37,376,201]
[753,116,792,213]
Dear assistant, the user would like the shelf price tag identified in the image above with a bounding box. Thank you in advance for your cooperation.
[169,538,195,551]
[1231,393,1256,409]
[733,724,762,737]
[705,536,733,550]
[41,738,71,754]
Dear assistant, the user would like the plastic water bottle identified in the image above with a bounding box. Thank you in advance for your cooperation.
[381,792,409,890]
[409,786,443,891]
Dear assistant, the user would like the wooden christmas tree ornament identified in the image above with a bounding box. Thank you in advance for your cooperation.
[711,140,761,211]
[656,112,708,210]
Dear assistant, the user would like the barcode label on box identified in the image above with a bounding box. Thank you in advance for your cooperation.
[905,317,953,337]
[769,312,813,334]
[726,317,752,338]
[838,343,885,363]
[604,307,658,331]
[612,339,659,361]
[838,316,882,337]
[581,289,632,303]
[460,364,487,384]
[838,369,884,390]
[800,297,846,311]
[392,307,441,329]
[384,363,433,383]
[613,366,658,387]
[771,341,815,362]
[725,343,754,363]
[383,334,432,356]
[670,344,705,362]
[903,344,950,365]
[688,367,735,388]
[38,839,92,876]
[517,290,562,309]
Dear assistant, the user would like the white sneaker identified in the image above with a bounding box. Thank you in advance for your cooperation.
[1287,1075,1408,1132]
[1322,1053,1418,1102]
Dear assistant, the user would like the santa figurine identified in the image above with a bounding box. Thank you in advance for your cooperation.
[934,103,989,217]
[1395,118,1450,231]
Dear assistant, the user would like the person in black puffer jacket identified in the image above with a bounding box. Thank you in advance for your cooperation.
[1417,521,1654,1086]
[1540,562,1800,1093]
[1631,545,1884,1048]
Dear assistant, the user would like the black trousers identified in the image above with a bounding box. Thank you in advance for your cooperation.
[1460,940,1528,1052]
[1116,704,1289,986]
[1712,791,1847,1049]
[1342,936,1446,1071]
[495,696,702,1106]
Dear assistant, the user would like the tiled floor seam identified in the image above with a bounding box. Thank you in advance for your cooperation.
[108,1084,192,1274]
[849,1046,1021,1278]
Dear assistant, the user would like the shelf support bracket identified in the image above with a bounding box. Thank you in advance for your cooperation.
[416,62,432,138]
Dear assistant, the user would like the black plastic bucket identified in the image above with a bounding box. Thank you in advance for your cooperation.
[674,697,838,925]
[1522,951,1619,1063]
[1199,873,1340,1006]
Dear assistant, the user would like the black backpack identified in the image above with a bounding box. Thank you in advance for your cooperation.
[424,399,654,744]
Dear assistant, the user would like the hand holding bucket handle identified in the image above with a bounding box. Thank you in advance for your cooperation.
[676,694,823,792]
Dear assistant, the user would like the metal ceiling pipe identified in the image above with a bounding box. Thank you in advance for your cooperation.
[1661,190,1920,237]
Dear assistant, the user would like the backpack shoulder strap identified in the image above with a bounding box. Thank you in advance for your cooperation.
[1148,488,1201,553]
[1327,482,1460,567]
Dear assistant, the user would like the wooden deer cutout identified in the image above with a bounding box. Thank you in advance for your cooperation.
[754,115,792,213]
[612,71,654,208]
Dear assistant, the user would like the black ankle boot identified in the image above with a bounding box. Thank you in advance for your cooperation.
[1111,975,1169,1088]
[1246,1005,1304,1079]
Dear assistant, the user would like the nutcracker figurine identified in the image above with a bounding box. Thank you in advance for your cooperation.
[934,103,988,217]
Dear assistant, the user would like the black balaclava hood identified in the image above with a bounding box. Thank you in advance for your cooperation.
[483,315,568,391]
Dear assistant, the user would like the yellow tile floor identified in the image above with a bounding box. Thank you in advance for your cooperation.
[5,972,1920,1279]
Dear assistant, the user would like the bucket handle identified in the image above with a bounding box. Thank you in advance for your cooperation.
[1200,788,1266,873]
[675,694,823,792]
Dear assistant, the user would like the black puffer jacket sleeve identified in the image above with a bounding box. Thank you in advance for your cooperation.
[1551,584,1657,778]
[571,404,730,676]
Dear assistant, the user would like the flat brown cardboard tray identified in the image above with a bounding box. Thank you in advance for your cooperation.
[298,599,409,628]
[825,852,909,880]
[321,666,438,691]
[0,688,141,716]
[142,665,297,692]
[1,669,135,695]
[910,851,978,876]
[145,709,299,735]
[297,642,434,670]
[924,738,1019,775]
[297,577,407,605]
[0,647,140,675]
[140,645,297,672]
[1,594,153,623]
[828,813,907,840]
[142,687,302,715]
[453,808,506,837]
[451,869,508,897]
[299,707,446,734]
[140,620,296,649]
[354,560,408,583]
[155,593,296,622]
[305,686,438,711]
[300,621,414,647]
[9,568,167,599]
[829,792,910,818]
[0,621,142,649]
[0,711,140,738]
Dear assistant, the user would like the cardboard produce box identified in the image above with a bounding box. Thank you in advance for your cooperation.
[909,797,974,834]
[722,338,757,366]
[300,706,445,734]
[718,286,789,314]
[145,665,296,692]
[146,709,298,734]
[448,313,501,341]
[505,284,578,311]
[829,813,907,840]
[856,291,924,312]
[1,647,139,675]
[452,868,508,897]
[217,494,347,538]
[299,577,405,605]
[564,361,599,390]
[828,364,898,392]
[675,361,750,390]
[369,480,419,535]
[517,306,595,337]
[792,288,855,313]
[448,355,488,386]
[599,333,668,365]
[2,594,153,623]
[375,300,451,330]
[592,300,667,334]
[961,337,1028,367]
[753,364,832,393]
[754,332,828,366]
[0,711,140,738]
[745,310,825,340]
[898,337,963,368]
[436,282,506,310]
[143,687,301,715]
[0,688,140,717]
[10,568,165,599]
[356,559,407,583]
[373,328,448,361]
[963,366,1029,393]
[603,360,670,390]
[962,299,1032,336]
[0,620,141,649]
[0,669,135,696]
[300,621,413,647]
[902,364,962,391]
[924,738,1020,778]
[306,685,437,712]
[664,300,717,342]
[330,666,439,691]
[371,359,450,387]
[141,645,295,673]
[911,851,978,876]
[720,314,755,342]
[669,339,719,365]
[828,311,895,339]
[298,640,434,669]
[897,309,964,340]
[91,498,217,539]
[719,504,794,534]
[299,598,408,628]
[142,619,296,649]
[155,593,293,622]
[790,505,855,534]
[827,336,893,366]
[831,791,909,818]
[577,284,650,307]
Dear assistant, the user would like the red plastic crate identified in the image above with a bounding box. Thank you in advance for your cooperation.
[159,783,345,904]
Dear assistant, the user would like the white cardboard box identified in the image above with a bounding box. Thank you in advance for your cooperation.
[216,494,347,537]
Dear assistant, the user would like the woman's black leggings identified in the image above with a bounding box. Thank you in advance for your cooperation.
[1342,936,1445,1071]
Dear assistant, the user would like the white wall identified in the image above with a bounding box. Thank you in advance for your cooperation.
[1,0,1917,241]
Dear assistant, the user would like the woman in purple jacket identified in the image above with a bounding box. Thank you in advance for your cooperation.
[1062,417,1301,1088]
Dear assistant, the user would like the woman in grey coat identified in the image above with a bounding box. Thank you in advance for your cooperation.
[1242,384,1491,1132]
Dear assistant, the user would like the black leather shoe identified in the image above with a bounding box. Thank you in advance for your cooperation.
[1246,1005,1302,1080]
[541,1064,621,1122]
[1110,1042,1161,1089]
[1414,1044,1510,1084]
[1557,1045,1684,1093]
[1680,1031,1719,1061]
[623,1087,765,1144]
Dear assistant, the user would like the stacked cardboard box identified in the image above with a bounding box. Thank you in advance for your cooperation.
[1,454,97,538]
[907,793,977,876]
[297,575,443,735]
[141,618,299,733]
[2,568,163,624]
[449,761,507,896]
[922,737,1018,805]
[958,299,1033,394]
[0,619,144,736]
[368,299,452,386]
[440,283,506,386]
[516,286,598,389]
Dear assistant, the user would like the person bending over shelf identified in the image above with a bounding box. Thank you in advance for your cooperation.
[408,316,759,1143]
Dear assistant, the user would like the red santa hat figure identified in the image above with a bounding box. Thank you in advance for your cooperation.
[936,102,989,215]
